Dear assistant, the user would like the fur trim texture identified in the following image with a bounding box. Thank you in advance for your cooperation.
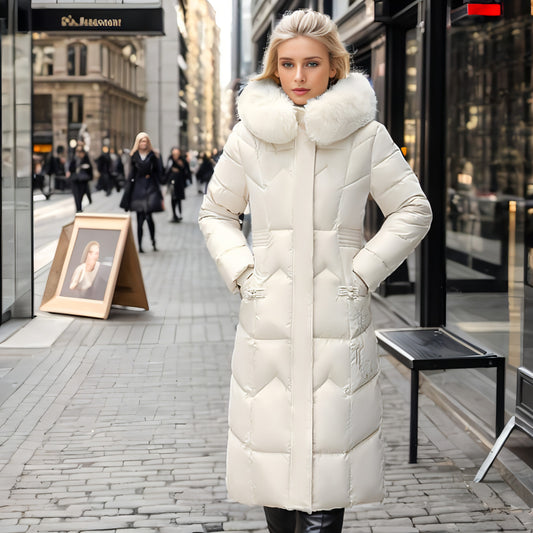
[237,73,377,146]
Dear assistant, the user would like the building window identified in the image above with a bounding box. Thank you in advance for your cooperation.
[67,43,87,76]
[32,45,54,76]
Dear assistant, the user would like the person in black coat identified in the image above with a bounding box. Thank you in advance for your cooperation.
[196,152,215,194]
[68,146,93,212]
[120,132,163,253]
[96,147,113,196]
[45,145,68,192]
[165,147,190,222]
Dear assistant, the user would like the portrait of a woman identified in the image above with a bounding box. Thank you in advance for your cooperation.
[65,240,111,300]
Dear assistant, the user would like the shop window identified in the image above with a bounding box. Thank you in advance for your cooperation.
[67,43,87,76]
[32,45,54,76]
[445,14,533,365]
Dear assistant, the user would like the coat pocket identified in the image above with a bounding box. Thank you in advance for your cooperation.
[239,273,265,301]
[349,332,379,391]
[338,275,371,339]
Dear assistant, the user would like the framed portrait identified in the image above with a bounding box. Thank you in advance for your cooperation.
[40,213,148,319]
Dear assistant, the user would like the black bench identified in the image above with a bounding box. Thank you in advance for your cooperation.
[376,327,506,463]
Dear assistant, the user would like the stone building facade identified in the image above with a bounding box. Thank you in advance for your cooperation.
[32,35,146,161]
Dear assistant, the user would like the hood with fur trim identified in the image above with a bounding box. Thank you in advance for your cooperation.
[237,72,377,146]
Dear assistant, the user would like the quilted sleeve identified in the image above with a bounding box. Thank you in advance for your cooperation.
[352,122,432,291]
[198,123,254,294]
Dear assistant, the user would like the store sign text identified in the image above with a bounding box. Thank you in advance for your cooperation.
[61,14,122,27]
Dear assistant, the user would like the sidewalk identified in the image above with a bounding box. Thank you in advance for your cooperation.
[0,192,531,532]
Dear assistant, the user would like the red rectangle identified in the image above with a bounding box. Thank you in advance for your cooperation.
[467,4,502,16]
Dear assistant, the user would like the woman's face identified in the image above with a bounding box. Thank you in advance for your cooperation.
[275,36,336,106]
[139,137,149,151]
[86,244,99,266]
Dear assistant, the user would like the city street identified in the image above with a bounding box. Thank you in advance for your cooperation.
[0,188,531,532]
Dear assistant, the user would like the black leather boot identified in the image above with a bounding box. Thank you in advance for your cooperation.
[264,507,297,533]
[297,508,344,533]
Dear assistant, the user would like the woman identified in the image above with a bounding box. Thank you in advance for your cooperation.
[195,152,214,194]
[122,132,163,253]
[68,146,93,213]
[67,240,108,301]
[69,240,101,291]
[199,9,432,533]
[165,147,190,222]
[96,147,113,196]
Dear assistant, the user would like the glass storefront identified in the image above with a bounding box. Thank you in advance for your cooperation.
[1,0,33,322]
[444,4,533,423]
[446,7,531,361]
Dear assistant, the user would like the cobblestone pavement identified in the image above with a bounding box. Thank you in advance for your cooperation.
[0,193,531,532]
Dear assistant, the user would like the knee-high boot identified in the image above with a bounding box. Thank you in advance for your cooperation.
[264,507,297,533]
[136,212,145,252]
[297,508,344,533]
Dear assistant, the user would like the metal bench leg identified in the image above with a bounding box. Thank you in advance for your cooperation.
[495,360,505,436]
[409,369,419,464]
[474,416,516,483]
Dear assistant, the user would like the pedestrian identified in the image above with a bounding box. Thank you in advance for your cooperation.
[68,145,93,212]
[120,132,164,253]
[32,154,51,200]
[165,147,190,222]
[195,152,214,194]
[45,145,68,192]
[96,146,113,196]
[187,150,199,175]
[198,9,432,533]
[120,148,131,185]
[109,148,125,192]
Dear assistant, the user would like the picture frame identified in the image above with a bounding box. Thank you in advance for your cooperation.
[40,213,148,319]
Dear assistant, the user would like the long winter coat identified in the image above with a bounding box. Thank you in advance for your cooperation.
[128,151,163,213]
[198,73,432,512]
[165,155,190,201]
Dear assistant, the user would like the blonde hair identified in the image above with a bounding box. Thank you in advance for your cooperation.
[130,131,154,155]
[81,241,100,263]
[254,9,350,85]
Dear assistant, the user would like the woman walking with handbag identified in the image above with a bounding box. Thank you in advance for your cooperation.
[68,145,93,213]
[199,9,432,532]
[121,132,164,253]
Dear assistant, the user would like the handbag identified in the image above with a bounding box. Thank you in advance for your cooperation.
[74,162,92,182]
[119,178,134,211]
[147,188,164,213]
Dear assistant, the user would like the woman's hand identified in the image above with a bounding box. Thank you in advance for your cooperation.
[236,267,254,298]
[352,271,369,297]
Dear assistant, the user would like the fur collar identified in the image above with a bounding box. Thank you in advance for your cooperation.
[237,73,377,146]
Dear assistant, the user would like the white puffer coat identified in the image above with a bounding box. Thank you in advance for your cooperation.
[199,73,432,512]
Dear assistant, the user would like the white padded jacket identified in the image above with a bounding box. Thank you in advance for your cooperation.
[198,73,432,512]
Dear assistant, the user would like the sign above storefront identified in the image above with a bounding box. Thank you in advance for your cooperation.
[31,7,164,34]
[450,1,503,24]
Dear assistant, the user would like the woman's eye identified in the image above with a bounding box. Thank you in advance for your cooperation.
[307,62,319,67]
[281,62,293,68]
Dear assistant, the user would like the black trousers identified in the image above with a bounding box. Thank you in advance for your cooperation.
[136,211,155,248]
[171,198,182,219]
[264,507,344,533]
[71,181,87,212]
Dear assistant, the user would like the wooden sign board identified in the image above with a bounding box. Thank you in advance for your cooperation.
[40,213,148,319]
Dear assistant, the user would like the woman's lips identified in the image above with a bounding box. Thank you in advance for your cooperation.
[293,88,309,95]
